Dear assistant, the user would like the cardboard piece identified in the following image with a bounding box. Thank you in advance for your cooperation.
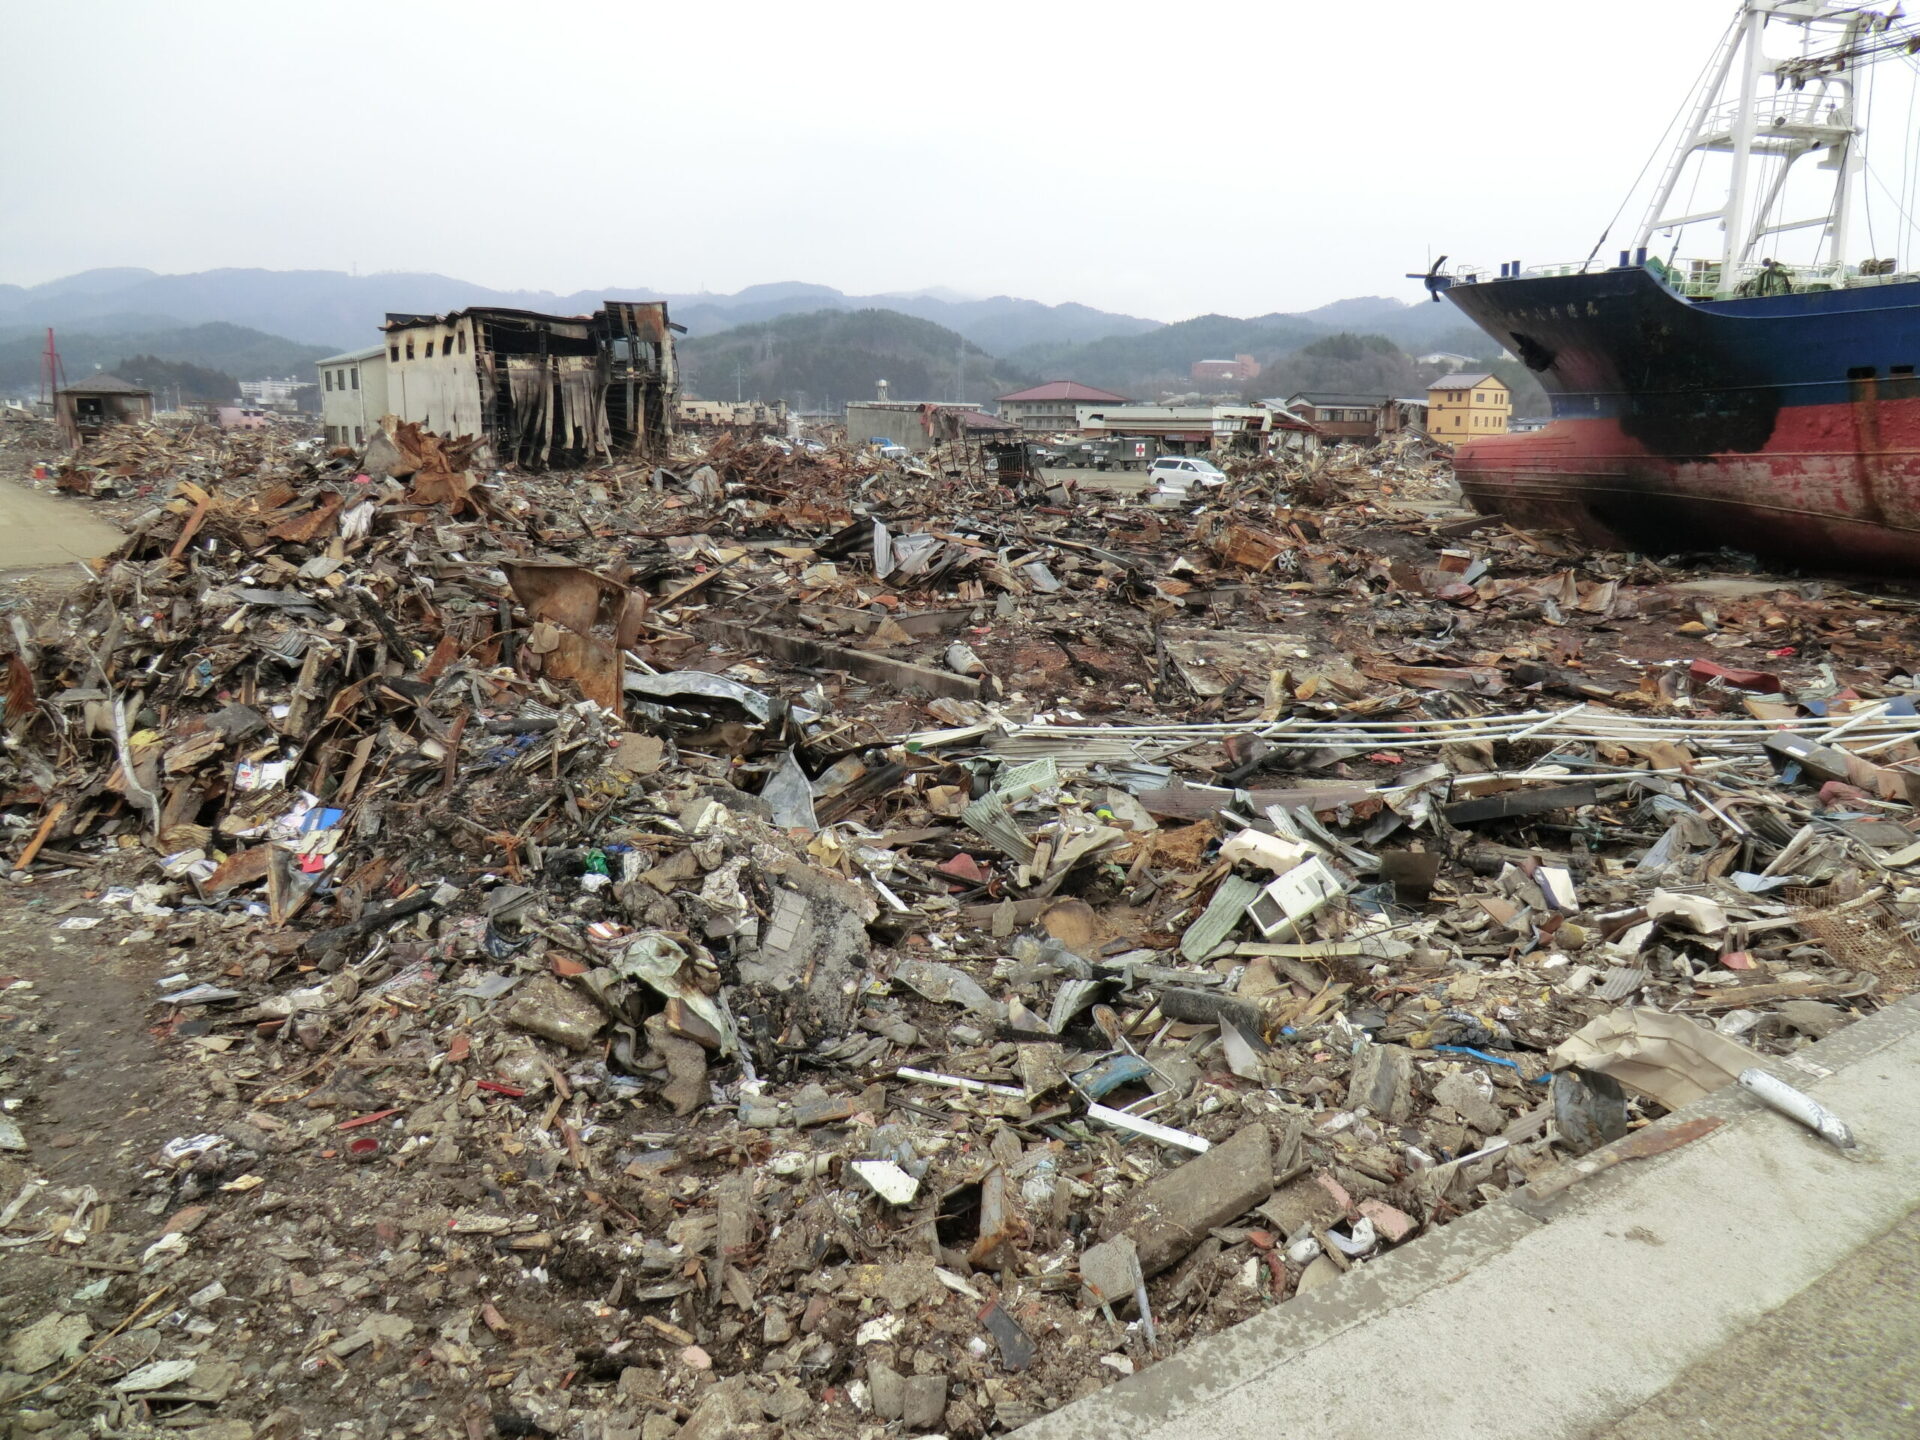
[1549,1007,1759,1110]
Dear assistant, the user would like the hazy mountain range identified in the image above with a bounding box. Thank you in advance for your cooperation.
[0,268,1167,358]
[0,267,1487,360]
[0,267,1508,407]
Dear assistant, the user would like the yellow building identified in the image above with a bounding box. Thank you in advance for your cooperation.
[1425,372,1511,444]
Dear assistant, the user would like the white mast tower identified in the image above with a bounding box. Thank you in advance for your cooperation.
[1636,1,1895,297]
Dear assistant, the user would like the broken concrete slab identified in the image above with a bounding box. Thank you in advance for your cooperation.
[1099,1122,1272,1277]
[869,1360,906,1420]
[503,975,605,1051]
[903,1373,949,1429]
[733,851,876,1037]
[1433,1069,1506,1135]
[1348,1042,1416,1122]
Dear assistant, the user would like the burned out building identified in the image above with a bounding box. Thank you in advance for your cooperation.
[380,302,681,469]
[56,374,154,446]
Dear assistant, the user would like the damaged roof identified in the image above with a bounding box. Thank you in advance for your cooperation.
[998,381,1132,404]
[58,373,151,396]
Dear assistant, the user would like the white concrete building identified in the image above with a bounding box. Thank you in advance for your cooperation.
[316,345,389,448]
[239,377,315,410]
[1074,402,1288,454]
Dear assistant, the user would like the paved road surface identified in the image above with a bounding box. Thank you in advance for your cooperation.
[1591,1205,1920,1440]
[0,476,124,576]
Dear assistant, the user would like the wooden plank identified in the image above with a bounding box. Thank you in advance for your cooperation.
[655,562,732,609]
[167,496,212,561]
[802,603,973,639]
[16,800,66,869]
[961,898,1053,927]
[699,618,981,701]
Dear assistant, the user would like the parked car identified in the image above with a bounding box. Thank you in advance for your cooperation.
[1147,455,1227,487]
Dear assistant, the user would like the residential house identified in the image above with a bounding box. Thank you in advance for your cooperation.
[381,302,681,469]
[1283,392,1392,443]
[56,374,152,446]
[216,405,273,431]
[995,381,1130,434]
[1388,397,1431,432]
[1189,355,1260,384]
[316,345,389,448]
[1426,373,1511,444]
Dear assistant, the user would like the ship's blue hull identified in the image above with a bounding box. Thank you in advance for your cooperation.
[1442,266,1920,569]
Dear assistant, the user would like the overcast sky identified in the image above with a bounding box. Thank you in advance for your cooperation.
[0,1,1840,320]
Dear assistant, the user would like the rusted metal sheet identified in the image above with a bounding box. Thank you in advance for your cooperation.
[507,562,651,721]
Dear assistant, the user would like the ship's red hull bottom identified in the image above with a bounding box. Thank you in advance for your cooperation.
[1455,403,1920,573]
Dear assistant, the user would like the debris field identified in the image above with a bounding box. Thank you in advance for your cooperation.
[3,416,1919,1440]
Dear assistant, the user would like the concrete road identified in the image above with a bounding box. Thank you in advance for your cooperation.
[1592,1206,1920,1440]
[0,476,123,577]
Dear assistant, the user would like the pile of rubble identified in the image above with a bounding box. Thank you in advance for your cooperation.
[2,420,1917,1438]
[0,413,322,509]
[0,407,62,456]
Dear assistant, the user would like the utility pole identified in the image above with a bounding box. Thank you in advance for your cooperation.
[733,360,746,404]
[40,328,66,407]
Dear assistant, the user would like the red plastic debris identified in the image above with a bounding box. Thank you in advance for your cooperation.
[1688,659,1783,693]
[1817,780,1875,806]
[935,853,989,885]
[337,1107,402,1130]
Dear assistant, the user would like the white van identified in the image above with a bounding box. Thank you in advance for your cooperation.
[1147,455,1227,488]
[1146,455,1228,505]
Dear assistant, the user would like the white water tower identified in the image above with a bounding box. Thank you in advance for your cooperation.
[876,379,889,403]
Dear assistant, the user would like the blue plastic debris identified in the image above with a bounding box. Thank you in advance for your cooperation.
[1078,1053,1154,1099]
[1433,1043,1550,1083]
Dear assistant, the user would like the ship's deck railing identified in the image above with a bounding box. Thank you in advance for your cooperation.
[1665,258,1853,297]
[1697,94,1852,141]
[1482,257,1875,296]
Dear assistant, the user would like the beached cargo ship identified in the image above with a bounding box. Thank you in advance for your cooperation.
[1428,1,1920,571]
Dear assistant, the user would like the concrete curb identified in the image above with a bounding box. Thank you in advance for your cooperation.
[1017,994,1920,1440]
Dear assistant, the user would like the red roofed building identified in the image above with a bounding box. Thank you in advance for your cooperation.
[996,380,1131,434]
[1190,354,1260,384]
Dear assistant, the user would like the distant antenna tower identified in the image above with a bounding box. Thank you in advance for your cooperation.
[40,328,67,406]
